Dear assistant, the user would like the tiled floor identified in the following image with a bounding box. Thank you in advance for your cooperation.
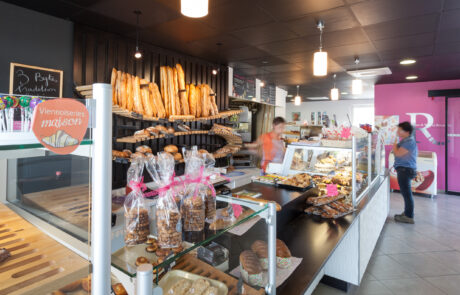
[312,192,460,295]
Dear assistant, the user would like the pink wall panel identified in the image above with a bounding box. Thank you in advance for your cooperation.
[375,79,460,190]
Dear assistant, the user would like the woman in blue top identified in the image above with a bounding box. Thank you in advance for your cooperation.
[393,122,418,224]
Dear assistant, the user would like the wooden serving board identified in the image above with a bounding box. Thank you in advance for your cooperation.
[174,254,264,295]
[0,204,89,295]
[22,185,90,231]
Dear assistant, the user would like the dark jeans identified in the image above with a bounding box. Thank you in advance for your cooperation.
[396,166,417,218]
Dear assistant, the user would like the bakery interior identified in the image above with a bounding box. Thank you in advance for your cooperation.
[1,0,460,295]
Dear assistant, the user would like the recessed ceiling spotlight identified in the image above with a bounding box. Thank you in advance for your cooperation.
[341,92,348,95]
[400,59,416,65]
[287,94,293,98]
[406,75,418,80]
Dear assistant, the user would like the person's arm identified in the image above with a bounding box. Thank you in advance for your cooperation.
[393,139,409,157]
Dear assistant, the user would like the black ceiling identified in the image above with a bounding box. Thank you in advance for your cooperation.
[5,0,460,101]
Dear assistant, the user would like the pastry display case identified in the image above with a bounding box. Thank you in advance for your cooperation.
[281,133,385,207]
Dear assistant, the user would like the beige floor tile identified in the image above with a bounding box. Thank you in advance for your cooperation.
[375,236,419,254]
[424,275,460,295]
[311,283,348,295]
[425,251,460,273]
[380,278,446,295]
[353,280,394,295]
[367,255,417,280]
[388,253,458,277]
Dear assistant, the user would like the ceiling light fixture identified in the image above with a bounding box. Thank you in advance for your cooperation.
[406,75,418,80]
[134,10,142,59]
[294,85,301,106]
[331,74,339,101]
[400,59,416,65]
[341,92,348,95]
[181,0,208,18]
[313,20,327,76]
[260,60,268,88]
[352,57,363,95]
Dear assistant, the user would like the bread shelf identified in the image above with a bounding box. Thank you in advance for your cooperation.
[112,106,242,123]
[116,130,209,144]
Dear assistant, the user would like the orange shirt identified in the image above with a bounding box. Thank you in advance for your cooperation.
[260,131,285,172]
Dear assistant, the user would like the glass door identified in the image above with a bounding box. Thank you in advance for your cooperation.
[447,97,460,194]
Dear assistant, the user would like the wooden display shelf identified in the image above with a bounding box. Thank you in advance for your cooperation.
[116,130,208,144]
[22,185,90,231]
[112,105,242,123]
[173,254,264,295]
[0,204,89,295]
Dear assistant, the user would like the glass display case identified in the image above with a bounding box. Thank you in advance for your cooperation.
[111,194,278,295]
[0,98,93,295]
[282,133,385,206]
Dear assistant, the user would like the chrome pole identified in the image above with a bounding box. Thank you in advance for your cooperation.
[137,264,153,295]
[352,136,357,207]
[91,83,112,295]
[266,202,277,295]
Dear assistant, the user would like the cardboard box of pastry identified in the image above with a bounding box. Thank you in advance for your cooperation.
[159,270,228,295]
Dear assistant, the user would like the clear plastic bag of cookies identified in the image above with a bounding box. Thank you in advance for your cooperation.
[124,158,150,246]
[203,152,217,223]
[146,152,182,248]
[181,147,206,232]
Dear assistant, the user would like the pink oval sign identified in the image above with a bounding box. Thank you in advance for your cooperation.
[31,98,89,155]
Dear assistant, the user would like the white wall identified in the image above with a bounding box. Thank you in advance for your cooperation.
[285,99,374,126]
[275,87,287,118]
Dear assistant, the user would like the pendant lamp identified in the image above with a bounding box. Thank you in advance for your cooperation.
[330,74,339,101]
[313,20,327,76]
[134,11,142,59]
[294,85,301,106]
[181,0,208,18]
[352,57,363,95]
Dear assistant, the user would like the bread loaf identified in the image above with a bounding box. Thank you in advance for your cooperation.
[173,67,181,115]
[116,70,123,106]
[176,64,189,115]
[111,68,117,105]
[239,250,262,275]
[126,74,134,111]
[150,82,166,118]
[133,76,143,114]
[201,84,210,117]
[140,79,154,116]
[210,87,219,115]
[168,279,191,295]
[251,240,268,259]
[188,84,196,117]
[276,239,291,258]
[185,279,210,295]
[160,66,169,117]
[122,73,129,109]
[164,144,178,154]
[167,67,176,116]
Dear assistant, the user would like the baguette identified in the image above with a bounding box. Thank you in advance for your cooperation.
[116,70,123,106]
[195,84,202,118]
[176,64,189,115]
[173,67,181,115]
[209,86,219,115]
[140,79,154,116]
[160,66,169,117]
[126,74,134,111]
[201,84,210,117]
[111,68,117,105]
[120,73,127,109]
[133,76,143,114]
[167,67,176,116]
[150,82,166,118]
[188,84,197,117]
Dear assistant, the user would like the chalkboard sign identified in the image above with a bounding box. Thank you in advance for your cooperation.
[232,71,255,100]
[261,83,276,104]
[9,63,63,97]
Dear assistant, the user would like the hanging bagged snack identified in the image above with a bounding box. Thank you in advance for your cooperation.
[202,152,217,223]
[124,158,150,246]
[182,148,206,232]
[150,152,182,248]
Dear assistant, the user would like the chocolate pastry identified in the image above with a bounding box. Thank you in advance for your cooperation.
[0,248,11,263]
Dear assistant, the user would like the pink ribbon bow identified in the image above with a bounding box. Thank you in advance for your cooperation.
[128,177,147,193]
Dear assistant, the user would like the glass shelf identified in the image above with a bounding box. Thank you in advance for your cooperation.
[111,195,269,279]
[0,139,93,151]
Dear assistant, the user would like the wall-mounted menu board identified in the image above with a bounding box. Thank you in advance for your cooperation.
[9,63,63,97]
[232,71,255,100]
[261,83,276,104]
